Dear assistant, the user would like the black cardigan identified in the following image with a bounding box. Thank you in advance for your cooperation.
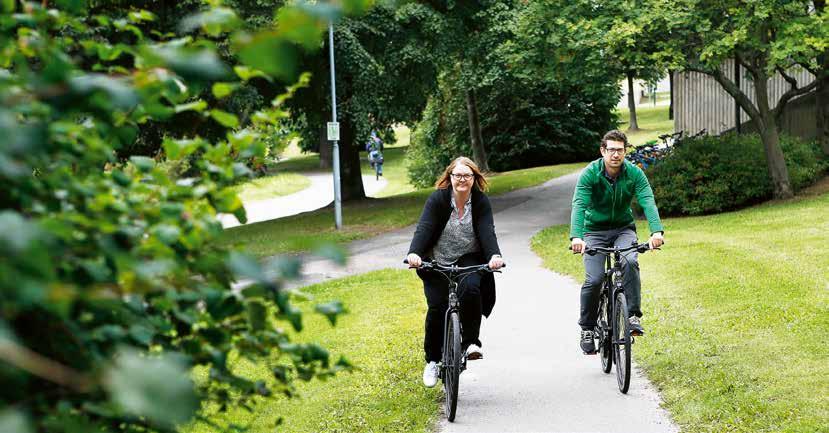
[407,187,502,317]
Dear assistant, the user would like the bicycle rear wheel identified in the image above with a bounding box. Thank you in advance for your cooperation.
[443,311,462,421]
[613,292,632,393]
[598,291,612,374]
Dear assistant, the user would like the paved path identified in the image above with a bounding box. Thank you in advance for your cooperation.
[219,172,387,228]
[284,172,678,433]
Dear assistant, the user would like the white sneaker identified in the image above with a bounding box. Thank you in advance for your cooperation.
[465,344,483,360]
[422,362,439,388]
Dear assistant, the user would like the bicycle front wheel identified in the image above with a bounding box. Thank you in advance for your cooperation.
[443,311,462,421]
[598,291,612,374]
[613,292,632,393]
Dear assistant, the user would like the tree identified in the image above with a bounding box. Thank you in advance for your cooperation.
[814,0,829,155]
[286,2,446,200]
[428,0,516,172]
[0,2,364,431]
[598,1,667,132]
[649,0,826,198]
[405,0,621,185]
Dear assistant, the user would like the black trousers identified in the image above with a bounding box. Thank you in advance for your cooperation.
[419,254,484,363]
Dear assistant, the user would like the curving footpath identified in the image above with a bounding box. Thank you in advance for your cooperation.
[285,171,679,433]
[219,172,387,228]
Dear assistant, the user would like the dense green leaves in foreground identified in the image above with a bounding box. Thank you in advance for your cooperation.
[0,1,369,432]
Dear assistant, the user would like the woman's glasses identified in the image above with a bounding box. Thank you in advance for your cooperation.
[451,173,474,181]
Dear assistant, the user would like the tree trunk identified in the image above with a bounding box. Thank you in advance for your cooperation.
[465,88,489,172]
[626,72,640,131]
[817,1,829,156]
[668,70,674,121]
[758,120,793,199]
[337,119,366,202]
[753,71,793,199]
[318,126,332,169]
[817,49,829,156]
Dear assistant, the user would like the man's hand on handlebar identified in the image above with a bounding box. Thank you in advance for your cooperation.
[648,232,664,250]
[570,237,586,255]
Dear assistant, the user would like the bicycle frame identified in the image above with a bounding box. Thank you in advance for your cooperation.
[405,259,501,421]
[583,241,651,392]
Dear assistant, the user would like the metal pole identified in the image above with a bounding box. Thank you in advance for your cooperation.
[328,21,342,229]
[735,57,742,134]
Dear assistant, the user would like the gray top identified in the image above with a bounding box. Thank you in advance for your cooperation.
[431,191,479,264]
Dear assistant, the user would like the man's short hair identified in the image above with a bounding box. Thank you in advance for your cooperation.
[601,130,629,148]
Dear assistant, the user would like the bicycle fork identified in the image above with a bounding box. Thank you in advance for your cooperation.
[610,269,635,347]
[439,284,465,376]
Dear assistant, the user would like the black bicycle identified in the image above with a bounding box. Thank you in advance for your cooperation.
[574,242,652,394]
[404,259,502,422]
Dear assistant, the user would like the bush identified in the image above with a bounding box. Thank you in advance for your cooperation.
[0,3,360,432]
[406,74,618,188]
[648,133,828,216]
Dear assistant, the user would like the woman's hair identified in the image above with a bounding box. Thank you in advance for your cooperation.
[434,156,488,191]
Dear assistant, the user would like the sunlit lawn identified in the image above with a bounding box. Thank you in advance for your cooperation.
[220,162,585,257]
[186,270,439,433]
[616,104,674,147]
[230,173,310,201]
[531,188,829,433]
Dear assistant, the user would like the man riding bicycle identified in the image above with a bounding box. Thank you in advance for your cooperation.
[569,130,665,354]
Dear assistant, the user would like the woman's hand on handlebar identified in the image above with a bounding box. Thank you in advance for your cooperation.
[406,253,422,268]
[488,254,504,270]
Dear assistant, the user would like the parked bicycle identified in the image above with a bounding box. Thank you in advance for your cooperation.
[626,129,707,170]
[571,241,653,393]
[404,259,503,422]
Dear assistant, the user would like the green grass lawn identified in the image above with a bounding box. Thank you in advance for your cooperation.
[230,173,311,202]
[530,190,829,433]
[220,162,585,258]
[186,270,439,433]
[616,104,674,147]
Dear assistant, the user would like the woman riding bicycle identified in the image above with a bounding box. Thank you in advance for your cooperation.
[406,156,504,388]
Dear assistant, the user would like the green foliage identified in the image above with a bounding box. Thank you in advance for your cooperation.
[407,74,617,187]
[290,1,445,155]
[0,2,362,432]
[648,133,828,215]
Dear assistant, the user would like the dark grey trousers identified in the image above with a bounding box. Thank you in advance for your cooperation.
[579,226,642,330]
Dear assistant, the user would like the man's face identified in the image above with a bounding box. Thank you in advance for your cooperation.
[601,140,626,170]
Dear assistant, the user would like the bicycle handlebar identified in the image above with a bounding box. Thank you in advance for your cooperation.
[403,259,504,272]
[568,242,656,256]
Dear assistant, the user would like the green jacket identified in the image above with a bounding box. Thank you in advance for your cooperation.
[569,158,664,239]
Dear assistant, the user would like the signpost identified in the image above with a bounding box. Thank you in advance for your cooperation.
[328,22,342,229]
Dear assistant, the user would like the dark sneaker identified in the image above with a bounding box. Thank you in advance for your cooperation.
[629,316,644,336]
[465,344,483,360]
[580,330,596,354]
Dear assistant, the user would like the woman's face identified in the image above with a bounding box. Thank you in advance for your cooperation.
[450,163,474,194]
